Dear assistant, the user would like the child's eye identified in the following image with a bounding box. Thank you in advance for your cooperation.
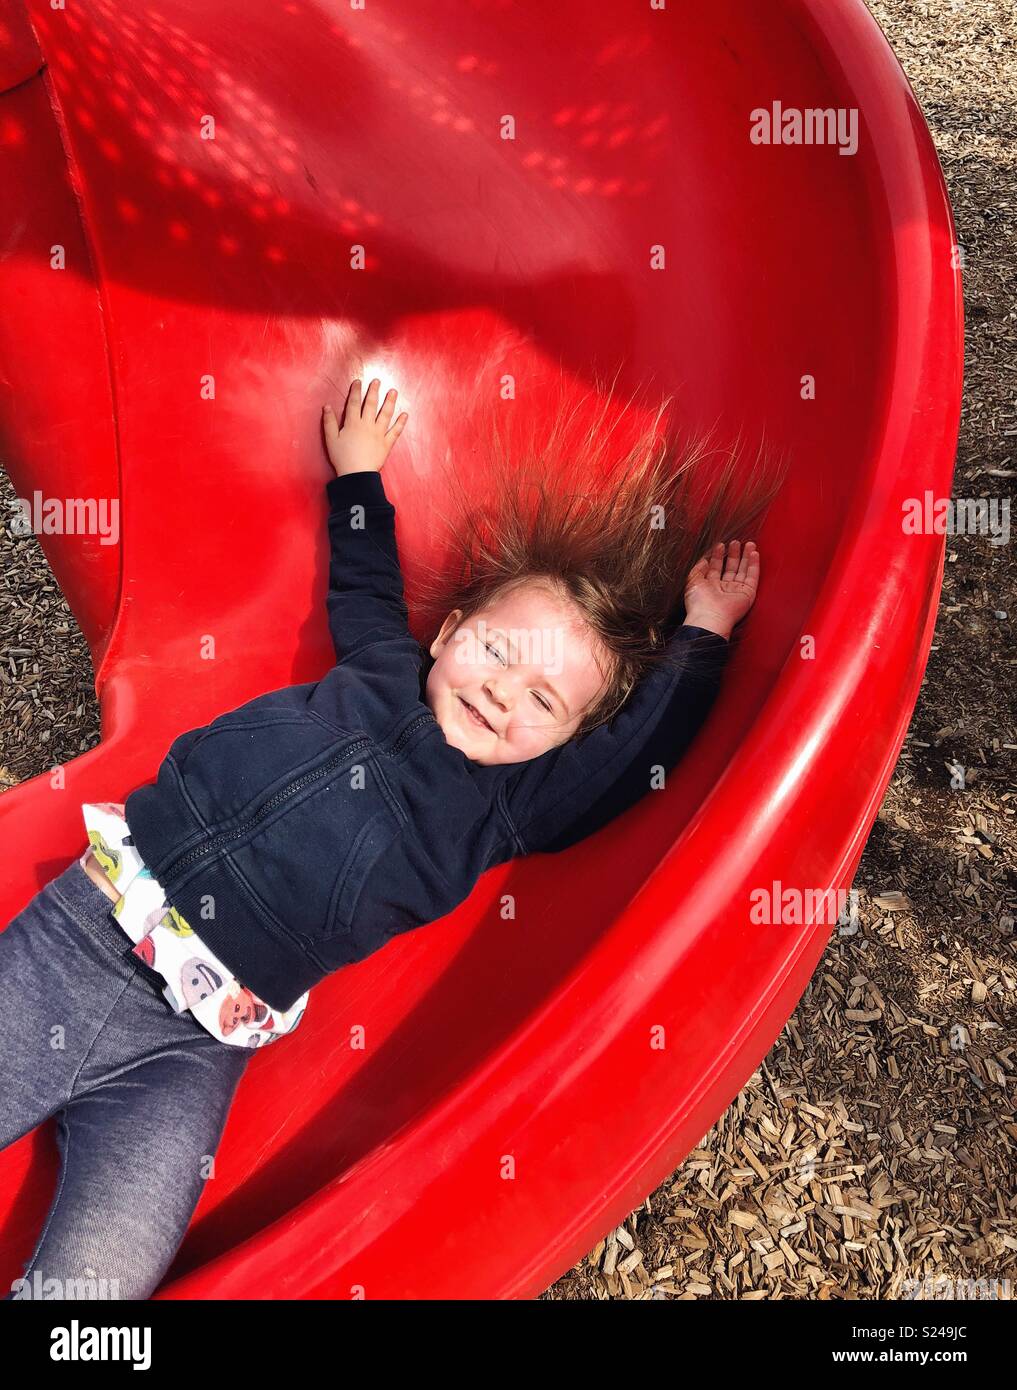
[484,641,507,665]
[532,691,553,713]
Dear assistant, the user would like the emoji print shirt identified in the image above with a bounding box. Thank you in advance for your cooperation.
[79,802,308,1048]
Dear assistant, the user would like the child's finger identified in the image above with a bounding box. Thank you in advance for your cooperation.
[685,555,708,586]
[716,536,739,581]
[363,377,381,417]
[378,388,398,426]
[723,540,742,579]
[322,403,340,446]
[386,412,409,443]
[736,543,758,583]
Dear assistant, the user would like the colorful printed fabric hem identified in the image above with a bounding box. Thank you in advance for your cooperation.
[78,802,308,1048]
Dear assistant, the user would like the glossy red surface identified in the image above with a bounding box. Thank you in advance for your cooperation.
[0,0,961,1298]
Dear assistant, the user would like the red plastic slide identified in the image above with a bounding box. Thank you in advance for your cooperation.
[0,0,962,1297]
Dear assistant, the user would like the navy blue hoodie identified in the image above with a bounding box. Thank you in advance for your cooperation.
[124,469,731,1012]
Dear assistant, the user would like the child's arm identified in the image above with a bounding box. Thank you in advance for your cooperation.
[500,540,758,854]
[322,378,411,663]
[324,469,411,661]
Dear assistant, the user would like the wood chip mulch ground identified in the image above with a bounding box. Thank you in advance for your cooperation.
[1,0,1013,1302]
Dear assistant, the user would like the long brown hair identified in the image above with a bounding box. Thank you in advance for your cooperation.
[412,376,787,738]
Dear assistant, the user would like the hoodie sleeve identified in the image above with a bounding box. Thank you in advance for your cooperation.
[500,624,731,854]
[324,469,413,661]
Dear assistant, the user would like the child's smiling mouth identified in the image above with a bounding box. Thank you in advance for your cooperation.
[458,694,496,734]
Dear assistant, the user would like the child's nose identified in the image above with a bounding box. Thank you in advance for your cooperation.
[484,676,512,708]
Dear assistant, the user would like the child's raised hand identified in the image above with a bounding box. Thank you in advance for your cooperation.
[323,378,408,478]
[683,540,759,639]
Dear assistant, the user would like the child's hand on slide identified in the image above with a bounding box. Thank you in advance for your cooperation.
[323,377,409,478]
[683,540,760,640]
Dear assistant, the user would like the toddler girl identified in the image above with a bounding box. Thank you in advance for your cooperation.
[0,377,779,1299]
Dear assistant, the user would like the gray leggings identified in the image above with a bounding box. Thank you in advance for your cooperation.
[0,856,252,1299]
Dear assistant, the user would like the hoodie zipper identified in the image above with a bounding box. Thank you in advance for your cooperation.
[164,712,436,878]
[389,710,437,756]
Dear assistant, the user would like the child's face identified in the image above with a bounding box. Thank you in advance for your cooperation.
[425,580,612,766]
